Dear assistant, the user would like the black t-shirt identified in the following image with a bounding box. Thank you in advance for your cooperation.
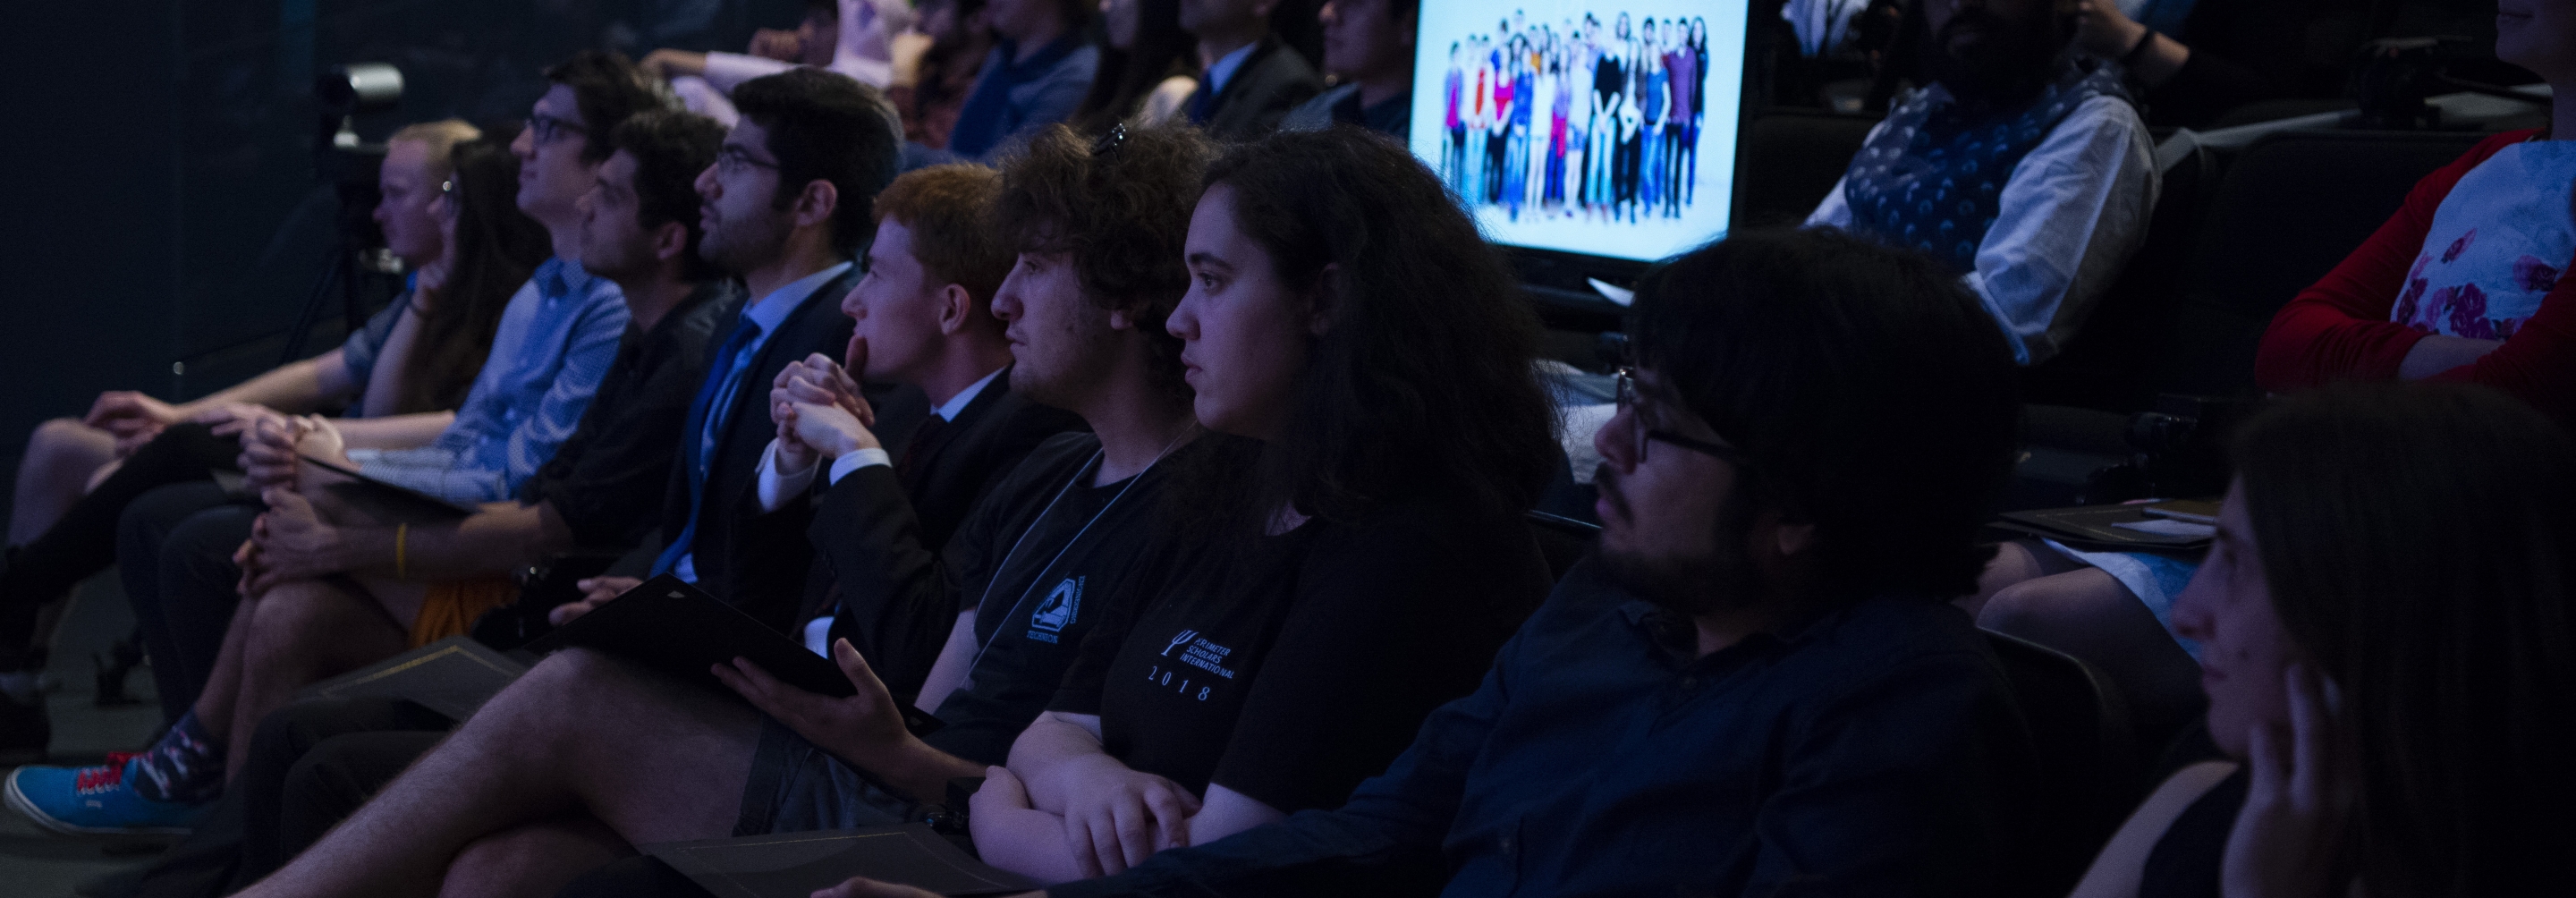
[918,432,1205,767]
[518,281,734,548]
[1050,495,1552,814]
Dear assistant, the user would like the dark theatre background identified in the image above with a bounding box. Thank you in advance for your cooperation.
[0,0,801,526]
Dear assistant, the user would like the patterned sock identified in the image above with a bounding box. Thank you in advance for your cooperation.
[129,711,225,804]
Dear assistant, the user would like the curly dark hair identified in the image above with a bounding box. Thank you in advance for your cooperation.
[1182,127,1558,529]
[609,109,726,283]
[990,123,1213,399]
[541,50,672,165]
[731,68,904,257]
[1630,227,2021,601]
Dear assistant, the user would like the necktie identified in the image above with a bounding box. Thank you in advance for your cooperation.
[896,412,952,481]
[652,317,764,577]
[1190,80,1216,124]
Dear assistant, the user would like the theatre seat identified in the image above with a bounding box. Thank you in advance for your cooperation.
[1986,628,2140,897]
[2143,129,2489,399]
[1730,110,1879,229]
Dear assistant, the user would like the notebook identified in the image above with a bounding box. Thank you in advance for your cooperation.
[1991,502,2216,552]
[296,636,530,721]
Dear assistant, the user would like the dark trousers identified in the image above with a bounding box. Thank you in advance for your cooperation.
[119,481,256,723]
[242,697,452,886]
[1,423,241,655]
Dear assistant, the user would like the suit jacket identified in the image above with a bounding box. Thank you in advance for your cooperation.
[1185,36,1323,143]
[802,367,1084,702]
[658,265,930,633]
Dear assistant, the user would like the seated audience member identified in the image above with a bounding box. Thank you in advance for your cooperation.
[1069,0,1199,133]
[962,127,1557,884]
[110,134,547,737]
[647,0,917,123]
[833,226,2046,897]
[1178,0,1323,142]
[886,0,997,148]
[221,123,1219,898]
[2069,0,2325,129]
[0,120,520,757]
[0,110,733,837]
[1280,0,1413,138]
[1979,6,2576,748]
[2254,5,2574,428]
[252,52,660,509]
[916,0,1101,165]
[2060,383,2576,898]
[741,163,1086,694]
[1809,0,2157,366]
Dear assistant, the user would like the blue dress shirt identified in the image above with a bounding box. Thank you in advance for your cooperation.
[350,258,628,504]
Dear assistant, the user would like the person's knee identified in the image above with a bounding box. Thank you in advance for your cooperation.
[1976,568,2133,638]
[27,418,111,470]
[242,581,377,677]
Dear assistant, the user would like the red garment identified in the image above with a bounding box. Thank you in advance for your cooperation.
[2255,129,2576,426]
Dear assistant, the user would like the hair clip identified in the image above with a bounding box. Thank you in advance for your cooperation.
[1090,123,1128,157]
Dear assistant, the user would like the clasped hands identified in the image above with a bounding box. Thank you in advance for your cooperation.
[771,352,880,471]
[231,414,354,596]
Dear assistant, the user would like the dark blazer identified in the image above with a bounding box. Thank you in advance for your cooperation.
[1185,36,1323,143]
[658,264,930,633]
[802,367,1084,702]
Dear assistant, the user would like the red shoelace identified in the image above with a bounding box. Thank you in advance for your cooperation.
[72,751,141,792]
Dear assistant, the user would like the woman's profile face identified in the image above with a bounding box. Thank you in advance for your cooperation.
[2167,479,2303,759]
[1170,182,1318,441]
[2497,0,2575,82]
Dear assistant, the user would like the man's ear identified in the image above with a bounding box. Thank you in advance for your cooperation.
[793,179,840,230]
[1303,263,1343,337]
[935,283,979,335]
[651,220,691,263]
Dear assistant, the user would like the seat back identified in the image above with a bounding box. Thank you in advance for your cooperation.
[2147,129,2488,398]
[1729,110,1880,229]
[1985,629,2141,897]
[2023,138,2222,411]
[1522,510,1599,584]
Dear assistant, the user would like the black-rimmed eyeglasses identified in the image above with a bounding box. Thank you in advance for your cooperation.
[715,145,780,177]
[1614,367,1746,465]
[529,113,589,146]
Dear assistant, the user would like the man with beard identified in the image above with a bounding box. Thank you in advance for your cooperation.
[1808,0,2155,366]
[822,227,2054,898]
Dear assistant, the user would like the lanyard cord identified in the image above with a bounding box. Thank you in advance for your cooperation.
[960,433,1186,677]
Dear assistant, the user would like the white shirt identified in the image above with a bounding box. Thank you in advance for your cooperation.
[699,0,915,90]
[1807,94,2160,365]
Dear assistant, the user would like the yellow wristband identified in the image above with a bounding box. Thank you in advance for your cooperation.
[395,522,409,580]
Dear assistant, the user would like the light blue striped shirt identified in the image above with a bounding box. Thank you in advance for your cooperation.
[348,258,630,504]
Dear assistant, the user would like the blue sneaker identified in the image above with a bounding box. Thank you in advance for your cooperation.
[4,752,209,835]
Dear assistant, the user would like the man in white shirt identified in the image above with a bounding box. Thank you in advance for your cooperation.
[1805,0,2157,366]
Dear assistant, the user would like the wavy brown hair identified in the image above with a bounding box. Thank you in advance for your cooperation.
[2234,382,2576,898]
[1178,127,1558,530]
[989,123,1212,400]
[396,131,548,415]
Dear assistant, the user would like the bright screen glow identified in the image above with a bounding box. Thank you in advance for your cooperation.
[1410,1,1748,263]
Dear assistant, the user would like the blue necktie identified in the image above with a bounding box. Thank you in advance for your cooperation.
[1190,81,1216,124]
[652,317,764,577]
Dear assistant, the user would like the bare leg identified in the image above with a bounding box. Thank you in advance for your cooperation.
[1959,541,2054,620]
[225,580,408,777]
[1975,569,2207,751]
[11,419,116,546]
[438,813,631,898]
[237,648,759,898]
[192,591,265,737]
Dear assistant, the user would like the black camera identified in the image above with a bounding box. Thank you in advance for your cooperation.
[279,63,408,364]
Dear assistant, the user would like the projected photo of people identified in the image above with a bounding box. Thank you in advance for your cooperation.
[1436,9,1710,225]
[1411,1,1742,263]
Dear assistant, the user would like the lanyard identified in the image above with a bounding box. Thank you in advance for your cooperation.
[962,435,1185,677]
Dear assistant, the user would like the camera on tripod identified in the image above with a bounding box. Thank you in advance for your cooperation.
[281,63,408,364]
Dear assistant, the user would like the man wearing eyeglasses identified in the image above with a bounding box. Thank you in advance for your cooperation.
[820,227,2062,898]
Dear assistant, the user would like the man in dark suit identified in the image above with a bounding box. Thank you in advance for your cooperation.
[770,166,1085,705]
[643,68,928,634]
[1181,0,1323,141]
